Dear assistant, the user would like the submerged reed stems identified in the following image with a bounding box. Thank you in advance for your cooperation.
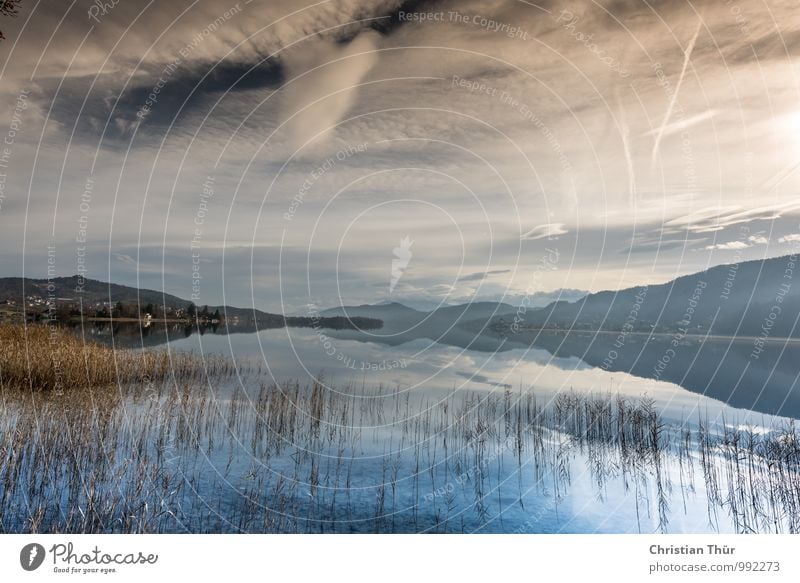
[1,369,799,534]
[1,324,799,533]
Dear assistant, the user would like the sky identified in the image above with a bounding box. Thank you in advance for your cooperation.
[0,0,799,313]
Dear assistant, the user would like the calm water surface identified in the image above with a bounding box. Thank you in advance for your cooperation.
[5,321,793,534]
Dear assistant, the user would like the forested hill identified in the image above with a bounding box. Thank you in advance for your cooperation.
[499,254,799,338]
[0,275,381,330]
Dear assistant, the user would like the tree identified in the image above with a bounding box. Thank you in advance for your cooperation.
[186,302,196,318]
[0,0,22,42]
[213,308,221,322]
[113,301,125,318]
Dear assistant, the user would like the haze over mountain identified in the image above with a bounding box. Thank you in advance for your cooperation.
[499,254,800,339]
[322,255,800,340]
[372,289,588,313]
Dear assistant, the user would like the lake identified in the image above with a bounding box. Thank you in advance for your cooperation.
[1,321,798,533]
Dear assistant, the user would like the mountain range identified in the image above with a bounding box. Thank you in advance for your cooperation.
[319,255,800,416]
[499,254,799,338]
[322,254,800,340]
[4,254,799,341]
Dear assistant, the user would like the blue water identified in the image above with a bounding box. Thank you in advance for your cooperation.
[4,323,795,533]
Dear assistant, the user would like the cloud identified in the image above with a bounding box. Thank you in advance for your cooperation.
[113,253,138,266]
[649,18,703,168]
[779,234,800,243]
[704,234,768,250]
[666,203,800,234]
[760,158,800,194]
[456,268,511,283]
[704,241,749,251]
[279,30,380,153]
[3,0,800,307]
[522,223,568,240]
[625,236,707,254]
[643,109,720,138]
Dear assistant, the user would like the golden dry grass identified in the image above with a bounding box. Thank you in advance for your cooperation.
[0,324,213,390]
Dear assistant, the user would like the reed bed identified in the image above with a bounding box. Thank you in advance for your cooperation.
[0,324,234,391]
[1,368,799,534]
